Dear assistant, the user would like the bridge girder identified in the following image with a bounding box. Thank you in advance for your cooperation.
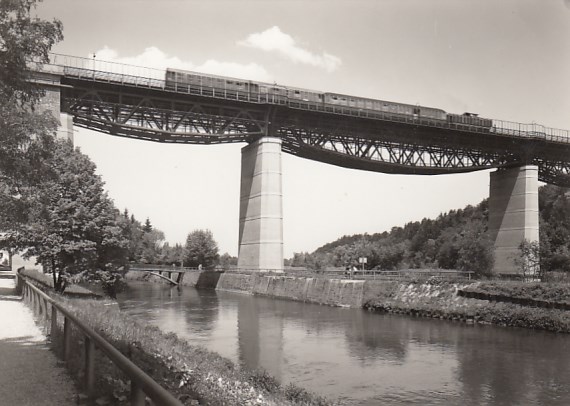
[61,83,570,187]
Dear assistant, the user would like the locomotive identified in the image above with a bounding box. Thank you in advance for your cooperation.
[165,68,493,129]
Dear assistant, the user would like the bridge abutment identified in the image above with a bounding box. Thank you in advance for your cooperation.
[238,137,284,272]
[488,165,539,275]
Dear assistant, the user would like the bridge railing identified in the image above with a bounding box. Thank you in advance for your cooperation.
[18,275,183,406]
[222,267,474,280]
[490,120,570,143]
[49,53,164,80]
[128,263,199,272]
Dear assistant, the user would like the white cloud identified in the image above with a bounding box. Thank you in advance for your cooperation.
[90,46,272,82]
[238,26,342,72]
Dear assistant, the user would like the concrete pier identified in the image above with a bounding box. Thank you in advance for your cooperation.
[238,137,284,272]
[488,165,539,275]
[34,65,74,143]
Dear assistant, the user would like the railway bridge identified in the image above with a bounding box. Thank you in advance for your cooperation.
[34,54,570,275]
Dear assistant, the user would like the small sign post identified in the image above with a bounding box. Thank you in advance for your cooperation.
[358,257,367,272]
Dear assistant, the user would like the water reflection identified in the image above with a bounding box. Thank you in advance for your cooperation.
[117,283,570,405]
[237,296,284,380]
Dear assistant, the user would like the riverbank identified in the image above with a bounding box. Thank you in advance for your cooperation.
[216,273,570,333]
[53,296,335,406]
[19,269,336,405]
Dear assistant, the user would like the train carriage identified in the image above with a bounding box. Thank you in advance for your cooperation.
[165,67,494,132]
[447,113,493,128]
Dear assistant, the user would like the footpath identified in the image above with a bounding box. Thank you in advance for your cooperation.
[0,272,79,405]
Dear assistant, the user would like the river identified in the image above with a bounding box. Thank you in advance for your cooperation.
[116,282,570,405]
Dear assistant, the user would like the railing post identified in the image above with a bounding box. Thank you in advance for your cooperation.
[63,316,72,362]
[131,381,145,406]
[51,305,57,337]
[44,297,50,321]
[84,336,96,398]
[31,288,36,313]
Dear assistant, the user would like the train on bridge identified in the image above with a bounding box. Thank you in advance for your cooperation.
[165,68,494,130]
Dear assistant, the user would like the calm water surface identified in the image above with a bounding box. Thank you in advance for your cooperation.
[116,282,570,405]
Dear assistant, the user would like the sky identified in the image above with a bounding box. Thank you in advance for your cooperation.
[34,0,570,258]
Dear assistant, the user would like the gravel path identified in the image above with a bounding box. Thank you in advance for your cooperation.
[0,275,79,405]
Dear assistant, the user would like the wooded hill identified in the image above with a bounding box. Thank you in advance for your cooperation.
[289,185,570,278]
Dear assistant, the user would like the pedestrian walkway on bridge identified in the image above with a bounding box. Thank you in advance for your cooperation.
[0,272,79,405]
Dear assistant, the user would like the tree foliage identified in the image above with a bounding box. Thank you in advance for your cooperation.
[292,185,570,279]
[0,0,63,104]
[184,229,219,268]
[292,200,494,276]
[20,142,129,292]
[1,0,62,230]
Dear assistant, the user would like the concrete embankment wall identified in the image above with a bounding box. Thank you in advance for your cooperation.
[216,273,365,307]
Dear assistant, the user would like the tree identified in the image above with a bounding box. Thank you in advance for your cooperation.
[184,229,219,269]
[21,142,129,292]
[139,229,165,264]
[218,252,238,268]
[515,239,541,280]
[0,0,63,178]
[143,217,153,232]
[1,0,63,236]
[455,222,494,277]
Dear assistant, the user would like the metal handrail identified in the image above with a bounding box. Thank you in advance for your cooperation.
[19,276,183,406]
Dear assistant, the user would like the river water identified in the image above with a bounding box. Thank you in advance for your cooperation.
[116,282,570,405]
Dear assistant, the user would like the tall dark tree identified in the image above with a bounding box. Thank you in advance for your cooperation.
[143,217,153,232]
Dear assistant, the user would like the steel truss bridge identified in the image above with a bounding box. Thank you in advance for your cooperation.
[47,54,570,187]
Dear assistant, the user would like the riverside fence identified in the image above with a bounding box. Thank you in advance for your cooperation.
[17,275,183,406]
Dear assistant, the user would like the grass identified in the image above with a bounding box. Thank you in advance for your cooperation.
[363,279,570,333]
[461,281,570,304]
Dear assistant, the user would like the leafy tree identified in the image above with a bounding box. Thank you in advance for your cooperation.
[0,0,63,103]
[0,0,63,187]
[515,239,541,280]
[139,228,165,264]
[184,229,219,268]
[1,0,63,246]
[21,142,128,292]
[218,252,238,268]
[455,222,494,277]
[538,185,570,276]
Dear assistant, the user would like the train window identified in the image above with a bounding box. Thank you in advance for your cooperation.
[294,90,300,94]
[413,107,420,115]
[318,94,323,99]
[227,80,234,85]
[332,96,338,100]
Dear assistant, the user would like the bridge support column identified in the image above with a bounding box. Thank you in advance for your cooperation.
[238,137,284,272]
[35,65,74,144]
[488,165,539,276]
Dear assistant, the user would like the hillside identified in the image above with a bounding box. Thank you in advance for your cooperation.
[289,185,570,278]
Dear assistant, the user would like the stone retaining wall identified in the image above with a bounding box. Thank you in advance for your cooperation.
[216,273,365,307]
